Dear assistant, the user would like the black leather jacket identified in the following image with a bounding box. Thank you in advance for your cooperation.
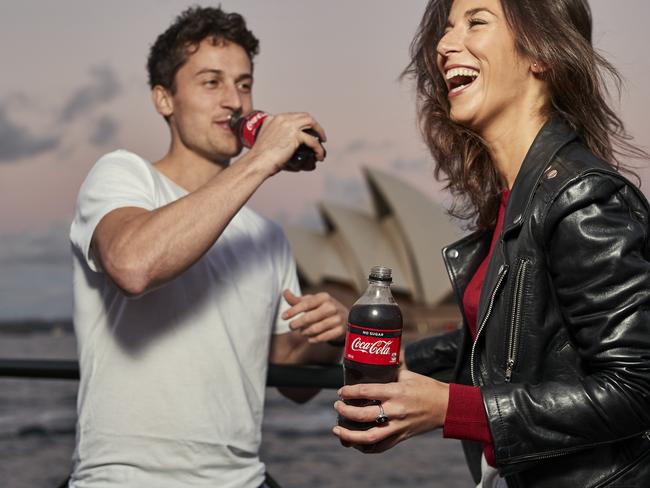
[405,117,650,487]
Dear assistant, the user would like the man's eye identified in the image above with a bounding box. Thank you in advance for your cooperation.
[204,79,219,87]
[238,83,252,92]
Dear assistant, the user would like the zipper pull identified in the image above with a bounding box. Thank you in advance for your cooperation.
[505,359,515,383]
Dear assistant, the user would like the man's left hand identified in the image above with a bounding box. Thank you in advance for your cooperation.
[281,289,346,344]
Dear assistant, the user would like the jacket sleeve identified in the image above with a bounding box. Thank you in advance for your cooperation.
[404,328,462,381]
[483,174,650,471]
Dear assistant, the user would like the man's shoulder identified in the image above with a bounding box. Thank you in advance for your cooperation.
[80,149,157,192]
[92,149,151,172]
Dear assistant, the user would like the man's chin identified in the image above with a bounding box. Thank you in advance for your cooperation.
[207,144,243,166]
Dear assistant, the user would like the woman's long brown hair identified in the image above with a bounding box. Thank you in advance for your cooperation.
[404,0,646,230]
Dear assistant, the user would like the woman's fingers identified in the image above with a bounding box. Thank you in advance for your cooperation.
[332,423,397,446]
[338,382,397,403]
[334,400,385,424]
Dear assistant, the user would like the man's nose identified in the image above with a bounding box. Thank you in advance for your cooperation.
[221,82,243,112]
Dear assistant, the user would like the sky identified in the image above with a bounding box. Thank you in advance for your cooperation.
[1,1,649,320]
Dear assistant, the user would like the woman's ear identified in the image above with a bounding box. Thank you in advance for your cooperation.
[152,85,173,118]
[531,61,548,74]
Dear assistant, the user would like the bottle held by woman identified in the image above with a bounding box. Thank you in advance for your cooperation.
[339,266,403,430]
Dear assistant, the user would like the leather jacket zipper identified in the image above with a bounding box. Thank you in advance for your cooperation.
[471,264,509,386]
[502,430,650,466]
[505,259,529,383]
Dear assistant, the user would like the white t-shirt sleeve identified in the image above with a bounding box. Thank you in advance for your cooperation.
[272,232,302,335]
[70,151,156,272]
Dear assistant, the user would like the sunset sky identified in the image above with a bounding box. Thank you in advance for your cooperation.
[1,1,649,319]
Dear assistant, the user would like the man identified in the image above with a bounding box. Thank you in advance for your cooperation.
[69,7,346,487]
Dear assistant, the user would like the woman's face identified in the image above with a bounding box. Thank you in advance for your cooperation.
[436,0,538,133]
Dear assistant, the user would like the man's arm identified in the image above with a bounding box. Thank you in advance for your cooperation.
[269,290,347,403]
[92,114,326,296]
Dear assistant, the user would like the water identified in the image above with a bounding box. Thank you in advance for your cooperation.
[0,329,473,488]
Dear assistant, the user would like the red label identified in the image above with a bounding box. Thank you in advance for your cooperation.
[343,323,401,366]
[240,111,268,148]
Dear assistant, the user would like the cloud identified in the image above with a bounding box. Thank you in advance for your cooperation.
[0,105,61,163]
[90,115,118,146]
[60,65,121,123]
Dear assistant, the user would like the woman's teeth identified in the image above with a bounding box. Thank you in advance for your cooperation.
[445,67,479,94]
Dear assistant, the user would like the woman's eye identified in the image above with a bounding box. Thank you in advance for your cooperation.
[468,18,487,27]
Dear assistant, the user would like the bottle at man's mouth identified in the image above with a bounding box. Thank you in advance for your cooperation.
[228,110,325,172]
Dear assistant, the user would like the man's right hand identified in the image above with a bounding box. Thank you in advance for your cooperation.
[244,112,327,175]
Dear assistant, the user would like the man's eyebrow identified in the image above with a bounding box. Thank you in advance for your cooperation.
[195,68,223,77]
[194,69,253,82]
[445,6,496,28]
[235,73,253,83]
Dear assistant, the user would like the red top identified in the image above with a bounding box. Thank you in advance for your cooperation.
[442,190,510,467]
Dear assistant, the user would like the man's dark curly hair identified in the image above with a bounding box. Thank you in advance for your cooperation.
[147,6,259,92]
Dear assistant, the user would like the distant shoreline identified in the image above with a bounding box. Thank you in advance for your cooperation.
[0,319,73,334]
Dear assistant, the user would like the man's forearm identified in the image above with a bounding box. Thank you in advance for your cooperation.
[94,154,272,295]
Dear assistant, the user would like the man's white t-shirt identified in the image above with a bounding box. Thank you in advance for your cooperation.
[69,150,300,488]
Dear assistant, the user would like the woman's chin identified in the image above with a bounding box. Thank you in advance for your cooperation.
[449,110,476,130]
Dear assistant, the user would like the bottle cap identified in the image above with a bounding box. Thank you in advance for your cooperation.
[369,265,392,282]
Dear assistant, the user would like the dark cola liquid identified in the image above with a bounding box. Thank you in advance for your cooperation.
[339,303,402,431]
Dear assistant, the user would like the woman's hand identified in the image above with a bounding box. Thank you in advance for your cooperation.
[333,370,449,453]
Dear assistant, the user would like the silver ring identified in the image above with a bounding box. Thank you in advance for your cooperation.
[375,402,389,424]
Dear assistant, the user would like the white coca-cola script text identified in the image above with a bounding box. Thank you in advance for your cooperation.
[350,338,393,355]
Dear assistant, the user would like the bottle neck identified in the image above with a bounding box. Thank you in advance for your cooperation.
[358,279,395,304]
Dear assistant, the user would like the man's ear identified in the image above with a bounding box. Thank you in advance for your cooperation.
[152,85,174,118]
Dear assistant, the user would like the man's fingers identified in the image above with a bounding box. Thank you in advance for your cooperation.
[308,322,345,344]
[286,296,337,327]
[299,131,326,162]
[282,289,300,306]
[281,291,312,320]
[293,312,341,334]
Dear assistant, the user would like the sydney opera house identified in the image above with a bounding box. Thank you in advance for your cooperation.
[284,168,464,342]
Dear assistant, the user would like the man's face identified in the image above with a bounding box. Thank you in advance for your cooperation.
[167,39,253,165]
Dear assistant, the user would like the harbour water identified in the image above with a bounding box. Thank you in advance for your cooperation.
[0,327,473,488]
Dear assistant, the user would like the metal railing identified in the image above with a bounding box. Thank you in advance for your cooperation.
[0,358,343,387]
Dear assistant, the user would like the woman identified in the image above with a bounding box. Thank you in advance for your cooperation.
[333,0,650,486]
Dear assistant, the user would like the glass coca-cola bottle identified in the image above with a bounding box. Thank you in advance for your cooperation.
[228,110,324,171]
[338,266,403,430]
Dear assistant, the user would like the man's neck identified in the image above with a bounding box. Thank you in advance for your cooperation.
[154,146,228,193]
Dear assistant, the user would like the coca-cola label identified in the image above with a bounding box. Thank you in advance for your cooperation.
[344,323,401,366]
[240,111,268,148]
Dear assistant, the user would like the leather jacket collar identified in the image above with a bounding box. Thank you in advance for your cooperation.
[502,116,578,237]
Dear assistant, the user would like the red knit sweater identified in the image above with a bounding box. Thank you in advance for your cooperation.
[442,190,509,467]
